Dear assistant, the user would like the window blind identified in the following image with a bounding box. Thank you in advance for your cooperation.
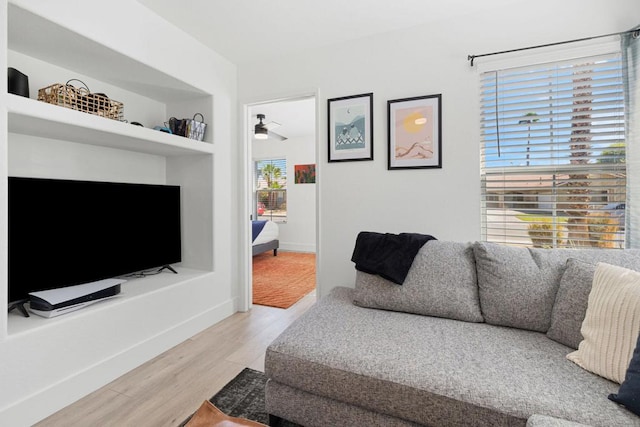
[255,158,287,189]
[255,158,287,223]
[480,52,627,249]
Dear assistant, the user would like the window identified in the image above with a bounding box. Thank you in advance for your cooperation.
[255,158,287,223]
[480,52,626,249]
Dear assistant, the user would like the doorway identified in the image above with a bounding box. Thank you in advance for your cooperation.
[244,95,318,311]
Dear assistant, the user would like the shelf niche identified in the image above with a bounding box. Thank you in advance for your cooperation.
[4,4,216,332]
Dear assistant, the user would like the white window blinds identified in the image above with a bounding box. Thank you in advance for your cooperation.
[255,158,287,189]
[255,158,287,223]
[480,52,626,249]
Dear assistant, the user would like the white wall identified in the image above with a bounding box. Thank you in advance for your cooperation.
[238,0,640,297]
[252,134,316,252]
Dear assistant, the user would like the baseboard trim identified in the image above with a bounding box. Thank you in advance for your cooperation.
[0,298,236,426]
[279,242,316,253]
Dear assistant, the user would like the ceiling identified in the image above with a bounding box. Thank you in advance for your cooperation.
[250,97,315,141]
[138,0,521,136]
[138,0,521,65]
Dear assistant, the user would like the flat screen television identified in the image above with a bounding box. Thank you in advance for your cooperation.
[8,177,181,308]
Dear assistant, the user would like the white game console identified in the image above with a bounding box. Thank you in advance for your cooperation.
[28,278,125,318]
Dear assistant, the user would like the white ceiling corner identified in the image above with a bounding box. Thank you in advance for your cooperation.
[137,0,523,65]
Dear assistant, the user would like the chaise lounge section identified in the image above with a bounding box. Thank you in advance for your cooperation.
[265,240,640,426]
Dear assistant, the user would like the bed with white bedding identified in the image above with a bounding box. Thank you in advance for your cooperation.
[252,220,279,256]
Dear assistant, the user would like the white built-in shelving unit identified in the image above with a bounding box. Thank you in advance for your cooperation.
[0,2,235,424]
[4,2,216,336]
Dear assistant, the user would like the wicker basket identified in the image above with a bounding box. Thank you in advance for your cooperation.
[38,79,123,121]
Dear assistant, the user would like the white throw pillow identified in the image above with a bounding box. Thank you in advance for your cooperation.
[567,263,640,384]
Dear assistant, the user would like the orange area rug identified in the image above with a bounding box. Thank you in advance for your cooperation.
[252,251,315,309]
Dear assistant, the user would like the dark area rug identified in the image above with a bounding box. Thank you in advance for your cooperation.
[180,368,301,426]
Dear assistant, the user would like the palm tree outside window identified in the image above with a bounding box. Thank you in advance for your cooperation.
[480,51,627,249]
[255,159,287,223]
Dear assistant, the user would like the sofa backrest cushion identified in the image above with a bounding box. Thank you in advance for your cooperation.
[566,263,640,384]
[546,259,597,349]
[474,242,556,332]
[547,255,640,349]
[474,242,640,333]
[353,241,483,322]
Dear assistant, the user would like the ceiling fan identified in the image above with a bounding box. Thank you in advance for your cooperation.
[254,114,287,141]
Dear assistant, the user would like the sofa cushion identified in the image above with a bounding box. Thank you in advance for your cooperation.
[266,287,640,427]
[474,242,640,332]
[353,241,483,322]
[567,263,640,384]
[473,242,557,332]
[546,259,597,349]
[547,255,640,349]
[609,333,640,416]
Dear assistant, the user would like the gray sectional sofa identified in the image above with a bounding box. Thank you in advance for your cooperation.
[264,241,640,426]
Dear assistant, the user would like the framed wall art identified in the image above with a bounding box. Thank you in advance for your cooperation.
[294,164,316,184]
[387,94,441,170]
[328,93,373,162]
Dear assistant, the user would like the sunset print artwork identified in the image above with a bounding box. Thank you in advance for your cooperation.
[395,106,434,160]
[388,94,442,169]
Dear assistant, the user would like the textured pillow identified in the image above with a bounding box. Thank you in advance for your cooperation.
[609,333,640,416]
[353,241,483,322]
[546,259,598,349]
[567,263,640,384]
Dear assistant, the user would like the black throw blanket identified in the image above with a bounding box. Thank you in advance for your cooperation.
[351,231,437,285]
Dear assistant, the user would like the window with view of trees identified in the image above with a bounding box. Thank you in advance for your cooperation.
[255,158,287,223]
[480,51,626,249]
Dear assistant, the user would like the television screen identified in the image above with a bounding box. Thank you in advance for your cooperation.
[8,177,181,304]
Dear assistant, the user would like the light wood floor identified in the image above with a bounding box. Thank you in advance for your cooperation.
[36,292,317,427]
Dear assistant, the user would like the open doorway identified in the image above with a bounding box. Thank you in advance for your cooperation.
[246,96,317,310]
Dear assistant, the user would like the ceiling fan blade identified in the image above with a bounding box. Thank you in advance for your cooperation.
[264,121,281,130]
[268,130,288,141]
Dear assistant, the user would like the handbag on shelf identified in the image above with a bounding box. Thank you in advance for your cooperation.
[167,113,207,141]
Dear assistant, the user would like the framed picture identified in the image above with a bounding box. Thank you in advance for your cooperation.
[294,164,316,184]
[388,94,441,170]
[328,93,373,162]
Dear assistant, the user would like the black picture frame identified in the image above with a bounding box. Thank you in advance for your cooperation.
[387,94,442,170]
[327,93,373,162]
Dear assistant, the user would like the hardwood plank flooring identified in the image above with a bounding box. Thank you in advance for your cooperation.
[35,292,317,427]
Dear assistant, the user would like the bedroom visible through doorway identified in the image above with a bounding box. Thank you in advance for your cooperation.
[249,96,317,309]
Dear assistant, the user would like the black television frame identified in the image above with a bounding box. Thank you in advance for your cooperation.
[8,177,182,315]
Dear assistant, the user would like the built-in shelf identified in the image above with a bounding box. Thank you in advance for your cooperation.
[0,3,231,424]
[7,267,213,336]
[0,3,226,424]
[7,94,214,157]
[8,3,206,104]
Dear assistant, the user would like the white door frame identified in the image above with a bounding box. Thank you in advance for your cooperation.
[239,90,321,312]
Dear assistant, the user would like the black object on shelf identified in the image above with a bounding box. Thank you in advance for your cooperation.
[8,67,29,97]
